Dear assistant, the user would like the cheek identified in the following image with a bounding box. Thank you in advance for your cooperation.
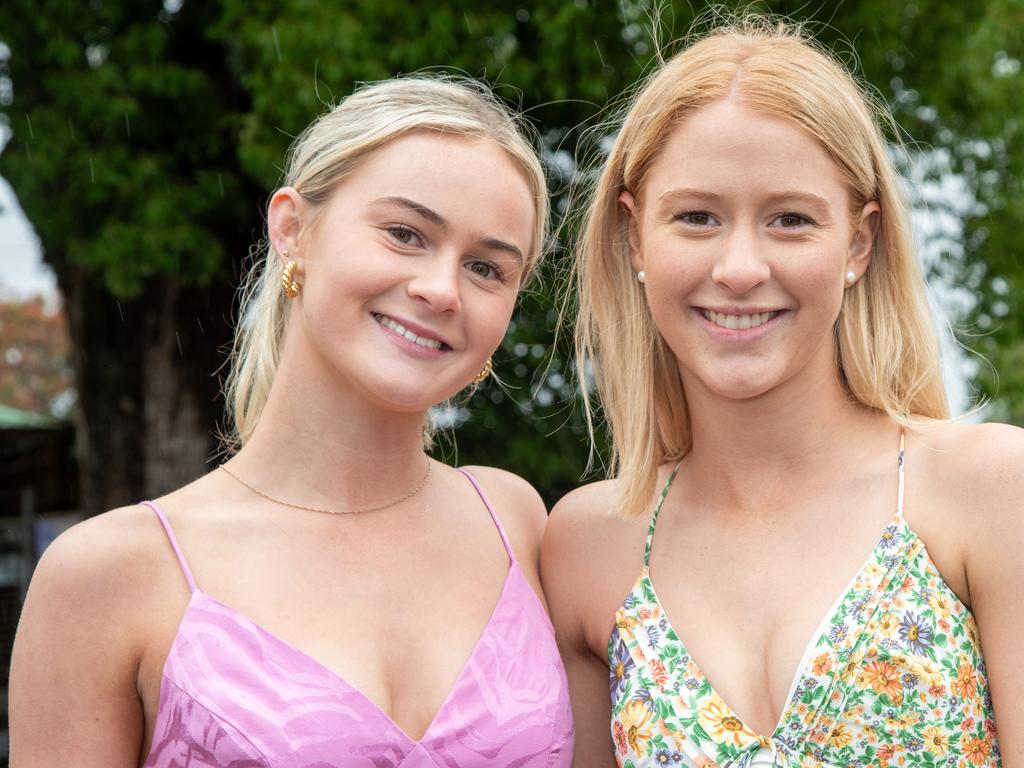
[477,296,518,347]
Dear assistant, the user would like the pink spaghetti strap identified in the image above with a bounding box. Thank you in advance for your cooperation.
[456,469,516,562]
[141,500,197,593]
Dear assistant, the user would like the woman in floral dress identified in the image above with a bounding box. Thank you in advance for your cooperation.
[543,16,1022,768]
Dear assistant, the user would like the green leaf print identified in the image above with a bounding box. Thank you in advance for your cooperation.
[655,698,676,721]
[642,581,657,603]
[692,722,712,745]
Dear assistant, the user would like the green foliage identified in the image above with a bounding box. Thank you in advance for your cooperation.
[1,0,1021,507]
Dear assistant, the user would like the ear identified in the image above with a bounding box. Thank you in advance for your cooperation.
[619,190,644,275]
[846,200,880,281]
[267,187,305,267]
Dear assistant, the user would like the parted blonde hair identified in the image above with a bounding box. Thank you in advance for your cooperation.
[224,75,548,451]
[574,17,948,519]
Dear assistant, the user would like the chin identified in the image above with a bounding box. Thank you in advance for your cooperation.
[363,375,466,414]
[690,366,783,402]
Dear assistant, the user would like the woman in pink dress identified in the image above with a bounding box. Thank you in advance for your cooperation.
[11,75,573,767]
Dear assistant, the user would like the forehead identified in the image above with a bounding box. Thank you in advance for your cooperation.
[642,100,850,206]
[337,131,536,241]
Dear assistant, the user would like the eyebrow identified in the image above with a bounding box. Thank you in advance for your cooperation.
[657,187,831,212]
[373,196,447,228]
[371,195,524,262]
[657,187,725,205]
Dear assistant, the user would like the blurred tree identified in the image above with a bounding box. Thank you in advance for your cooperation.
[0,0,1020,513]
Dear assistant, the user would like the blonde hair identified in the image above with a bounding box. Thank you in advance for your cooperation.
[224,75,547,451]
[573,17,948,519]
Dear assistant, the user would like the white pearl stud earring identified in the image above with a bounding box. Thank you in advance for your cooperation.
[637,270,646,283]
[845,270,857,285]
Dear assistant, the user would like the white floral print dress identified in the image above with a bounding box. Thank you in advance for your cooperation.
[609,436,999,767]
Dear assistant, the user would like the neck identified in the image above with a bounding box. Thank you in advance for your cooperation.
[227,340,431,511]
[680,356,889,514]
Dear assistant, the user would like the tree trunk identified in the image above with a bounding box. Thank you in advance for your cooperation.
[62,267,235,515]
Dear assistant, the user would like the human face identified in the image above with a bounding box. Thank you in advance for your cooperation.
[276,131,535,412]
[623,100,877,402]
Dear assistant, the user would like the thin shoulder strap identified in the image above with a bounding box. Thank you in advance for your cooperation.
[896,429,906,519]
[457,469,515,562]
[643,464,682,573]
[141,500,198,593]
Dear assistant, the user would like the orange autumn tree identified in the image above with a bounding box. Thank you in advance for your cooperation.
[0,297,74,418]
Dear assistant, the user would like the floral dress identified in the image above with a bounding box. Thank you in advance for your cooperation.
[609,436,1000,767]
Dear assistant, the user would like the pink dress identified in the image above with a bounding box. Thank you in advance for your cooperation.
[140,470,573,767]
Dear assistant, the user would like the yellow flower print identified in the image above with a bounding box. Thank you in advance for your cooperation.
[828,723,853,748]
[811,652,832,676]
[864,562,885,579]
[922,726,950,757]
[694,756,720,768]
[965,614,981,646]
[961,734,992,765]
[698,696,757,748]
[619,700,654,754]
[686,658,703,678]
[859,660,903,700]
[616,615,640,630]
[875,612,900,638]
[928,592,953,620]
[908,655,944,686]
[951,659,978,700]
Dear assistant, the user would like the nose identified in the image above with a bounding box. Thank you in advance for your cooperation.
[711,228,771,295]
[407,257,462,314]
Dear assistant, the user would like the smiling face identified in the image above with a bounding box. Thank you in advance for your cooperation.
[623,99,878,402]
[273,131,535,413]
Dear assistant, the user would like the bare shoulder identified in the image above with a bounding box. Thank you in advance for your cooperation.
[912,421,1024,596]
[914,420,1024,520]
[545,478,628,561]
[457,464,548,564]
[28,503,175,617]
[9,504,175,755]
[458,464,547,528]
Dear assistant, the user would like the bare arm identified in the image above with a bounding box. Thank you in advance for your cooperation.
[960,424,1024,766]
[542,487,619,768]
[9,509,155,766]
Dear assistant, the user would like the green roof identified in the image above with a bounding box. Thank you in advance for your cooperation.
[0,403,63,428]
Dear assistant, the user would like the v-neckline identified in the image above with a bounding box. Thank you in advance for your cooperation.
[170,560,520,745]
[628,511,910,744]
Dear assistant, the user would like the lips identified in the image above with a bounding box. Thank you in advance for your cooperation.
[372,313,449,350]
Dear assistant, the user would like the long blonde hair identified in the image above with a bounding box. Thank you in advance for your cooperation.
[573,17,948,518]
[224,75,548,451]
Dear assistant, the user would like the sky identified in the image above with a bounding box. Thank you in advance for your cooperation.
[0,174,56,301]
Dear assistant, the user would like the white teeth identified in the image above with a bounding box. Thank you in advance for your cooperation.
[702,310,779,330]
[373,314,443,350]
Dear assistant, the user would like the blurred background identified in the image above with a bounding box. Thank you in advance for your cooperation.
[0,0,1021,759]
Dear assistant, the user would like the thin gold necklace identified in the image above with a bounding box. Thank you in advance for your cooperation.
[218,458,432,515]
